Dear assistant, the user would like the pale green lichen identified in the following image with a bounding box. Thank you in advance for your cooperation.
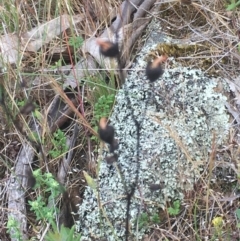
[76,40,229,240]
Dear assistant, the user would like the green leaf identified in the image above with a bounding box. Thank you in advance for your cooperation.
[168,200,180,216]
[33,109,42,120]
[226,3,236,10]
[237,43,240,53]
[68,36,84,48]
[83,171,97,190]
[45,231,61,241]
[151,213,160,224]
[226,0,240,10]
[236,209,240,220]
[138,212,149,229]
[168,207,177,216]
[173,200,180,209]
[46,225,81,241]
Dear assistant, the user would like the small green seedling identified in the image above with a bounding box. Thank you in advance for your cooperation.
[17,100,26,108]
[90,94,115,144]
[151,213,161,224]
[28,170,64,224]
[7,217,23,241]
[29,196,57,223]
[93,94,115,123]
[136,212,161,230]
[69,36,84,49]
[167,200,181,216]
[49,129,68,159]
[45,224,81,241]
[50,59,62,70]
[138,212,149,230]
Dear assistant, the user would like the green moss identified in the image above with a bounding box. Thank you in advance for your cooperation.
[147,43,228,76]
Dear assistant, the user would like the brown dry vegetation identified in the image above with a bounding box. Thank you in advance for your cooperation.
[0,0,240,240]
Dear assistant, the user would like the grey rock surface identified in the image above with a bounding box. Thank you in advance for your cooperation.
[77,24,229,241]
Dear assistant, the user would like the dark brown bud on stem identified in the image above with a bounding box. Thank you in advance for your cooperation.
[149,183,163,192]
[109,139,119,153]
[98,117,115,145]
[146,55,168,82]
[96,39,119,58]
[105,154,118,164]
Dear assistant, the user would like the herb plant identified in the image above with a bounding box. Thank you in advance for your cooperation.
[49,129,68,159]
[167,200,181,216]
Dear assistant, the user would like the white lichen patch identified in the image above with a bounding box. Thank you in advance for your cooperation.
[77,41,229,240]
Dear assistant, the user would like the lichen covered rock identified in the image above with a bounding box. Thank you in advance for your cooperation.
[76,42,229,240]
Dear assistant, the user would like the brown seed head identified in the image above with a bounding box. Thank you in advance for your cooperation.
[146,54,168,82]
[96,39,112,51]
[96,38,119,58]
[99,117,107,130]
[151,55,168,68]
[149,183,162,192]
[98,117,115,145]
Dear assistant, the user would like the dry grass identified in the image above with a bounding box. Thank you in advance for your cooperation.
[0,0,240,240]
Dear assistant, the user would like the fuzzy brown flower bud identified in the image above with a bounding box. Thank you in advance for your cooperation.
[96,39,119,58]
[146,55,168,82]
[98,117,115,145]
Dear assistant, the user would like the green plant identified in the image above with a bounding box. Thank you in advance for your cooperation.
[167,200,181,216]
[28,170,64,224]
[151,213,160,224]
[85,72,117,138]
[45,224,81,241]
[49,129,68,159]
[0,2,19,32]
[68,36,84,49]
[93,94,115,123]
[226,0,240,10]
[28,170,78,239]
[7,216,23,241]
[50,59,62,70]
[136,212,161,230]
[211,216,224,240]
[17,99,27,108]
[90,93,115,143]
[29,196,57,223]
[137,212,149,230]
